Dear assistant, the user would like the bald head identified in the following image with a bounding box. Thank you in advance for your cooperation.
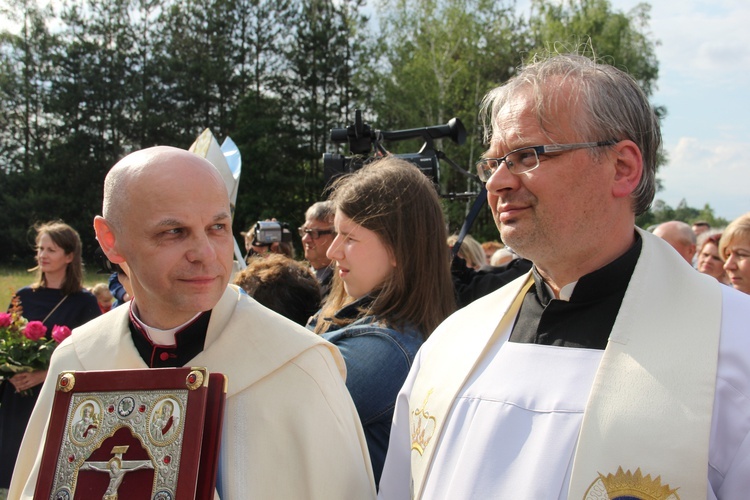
[95,145,235,328]
[653,221,697,263]
[102,146,227,233]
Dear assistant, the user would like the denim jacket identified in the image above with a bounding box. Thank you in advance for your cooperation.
[310,299,424,487]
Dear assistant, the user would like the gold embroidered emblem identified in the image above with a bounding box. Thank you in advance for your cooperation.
[410,389,436,456]
[583,467,680,500]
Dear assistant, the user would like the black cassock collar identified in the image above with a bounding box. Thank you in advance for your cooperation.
[129,309,211,367]
[510,234,642,350]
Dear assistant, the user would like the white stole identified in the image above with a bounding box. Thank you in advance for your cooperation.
[408,229,722,499]
[568,228,722,498]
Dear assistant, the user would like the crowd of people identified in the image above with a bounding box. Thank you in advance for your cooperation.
[2,52,750,499]
[650,217,750,292]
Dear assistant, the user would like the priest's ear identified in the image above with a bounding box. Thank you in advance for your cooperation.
[611,139,643,199]
[94,215,126,264]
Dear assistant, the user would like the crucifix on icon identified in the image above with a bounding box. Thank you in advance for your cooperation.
[79,445,154,500]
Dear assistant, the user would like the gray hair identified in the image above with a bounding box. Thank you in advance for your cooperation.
[305,200,335,224]
[480,53,661,215]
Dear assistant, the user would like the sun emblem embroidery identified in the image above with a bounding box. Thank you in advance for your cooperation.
[410,389,436,456]
[584,467,680,500]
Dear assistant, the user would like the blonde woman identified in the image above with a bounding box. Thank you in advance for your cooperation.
[720,212,750,294]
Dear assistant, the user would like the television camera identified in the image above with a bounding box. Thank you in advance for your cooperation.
[252,221,293,247]
[322,110,474,196]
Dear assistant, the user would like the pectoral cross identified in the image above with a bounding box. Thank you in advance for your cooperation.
[79,445,154,500]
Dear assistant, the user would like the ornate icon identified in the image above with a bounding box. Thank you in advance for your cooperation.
[69,398,103,446]
[148,396,183,446]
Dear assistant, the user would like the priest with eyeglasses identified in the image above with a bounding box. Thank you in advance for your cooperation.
[378,53,750,500]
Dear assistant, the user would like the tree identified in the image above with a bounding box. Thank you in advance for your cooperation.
[157,0,239,143]
[371,0,529,239]
[0,0,59,262]
[0,0,55,175]
[0,0,665,262]
[636,199,729,229]
[129,0,170,147]
[528,0,659,94]
[279,0,371,195]
[232,0,294,100]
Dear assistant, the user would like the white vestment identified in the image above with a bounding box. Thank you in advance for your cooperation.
[10,285,376,499]
[378,231,750,500]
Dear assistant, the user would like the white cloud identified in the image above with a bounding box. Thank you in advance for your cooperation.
[649,0,750,87]
[619,0,750,222]
[657,137,750,220]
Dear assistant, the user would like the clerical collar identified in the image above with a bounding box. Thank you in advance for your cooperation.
[129,300,201,346]
[128,302,211,367]
[531,234,643,307]
[541,280,577,302]
[511,233,642,349]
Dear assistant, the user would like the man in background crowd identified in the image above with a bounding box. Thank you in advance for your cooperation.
[300,201,336,299]
[692,220,711,237]
[653,220,697,264]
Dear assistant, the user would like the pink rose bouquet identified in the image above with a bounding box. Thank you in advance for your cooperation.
[0,296,65,381]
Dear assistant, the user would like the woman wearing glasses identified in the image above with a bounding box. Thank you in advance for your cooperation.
[309,157,456,488]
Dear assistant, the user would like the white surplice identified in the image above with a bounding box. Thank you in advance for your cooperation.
[379,230,750,500]
[425,333,602,498]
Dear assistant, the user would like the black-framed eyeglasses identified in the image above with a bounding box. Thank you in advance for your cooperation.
[298,227,335,240]
[476,140,617,181]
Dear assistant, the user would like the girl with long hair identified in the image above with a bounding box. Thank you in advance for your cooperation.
[310,157,456,486]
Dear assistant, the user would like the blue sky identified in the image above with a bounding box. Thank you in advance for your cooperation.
[605,0,750,221]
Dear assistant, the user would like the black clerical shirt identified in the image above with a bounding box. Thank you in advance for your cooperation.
[129,310,210,367]
[509,235,642,350]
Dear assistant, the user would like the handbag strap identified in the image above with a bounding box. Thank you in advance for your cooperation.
[42,294,69,324]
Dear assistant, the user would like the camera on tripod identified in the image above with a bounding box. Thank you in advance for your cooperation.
[322,109,467,186]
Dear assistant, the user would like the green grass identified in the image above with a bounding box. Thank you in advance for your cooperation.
[0,266,105,309]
